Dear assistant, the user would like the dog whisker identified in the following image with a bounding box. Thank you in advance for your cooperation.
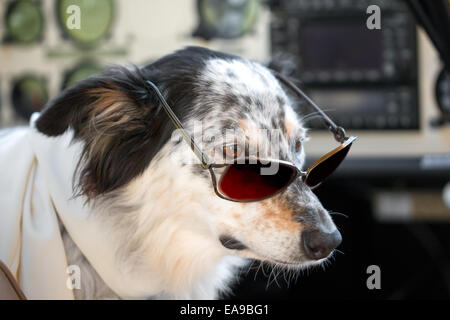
[301,112,325,123]
[244,259,258,277]
[329,211,349,218]
[273,265,283,288]
[253,260,264,281]
[266,264,280,290]
[300,108,336,122]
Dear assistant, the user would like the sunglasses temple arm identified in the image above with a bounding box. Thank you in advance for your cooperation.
[146,80,210,169]
[273,72,347,143]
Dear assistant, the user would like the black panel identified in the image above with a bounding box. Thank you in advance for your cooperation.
[270,0,419,130]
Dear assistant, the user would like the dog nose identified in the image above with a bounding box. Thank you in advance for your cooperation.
[301,229,342,260]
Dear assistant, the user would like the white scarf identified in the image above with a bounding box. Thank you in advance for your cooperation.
[0,113,134,299]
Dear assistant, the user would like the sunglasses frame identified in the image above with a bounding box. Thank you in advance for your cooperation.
[208,157,302,202]
[145,71,356,203]
[207,134,355,202]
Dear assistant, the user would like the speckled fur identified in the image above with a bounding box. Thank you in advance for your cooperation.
[37,47,338,299]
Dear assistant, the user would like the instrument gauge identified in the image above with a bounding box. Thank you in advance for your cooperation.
[194,0,259,40]
[5,0,44,44]
[57,0,114,47]
[12,75,48,120]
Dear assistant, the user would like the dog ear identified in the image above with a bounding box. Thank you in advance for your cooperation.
[36,66,168,200]
[36,66,158,136]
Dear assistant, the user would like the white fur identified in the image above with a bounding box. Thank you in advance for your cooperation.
[59,55,337,299]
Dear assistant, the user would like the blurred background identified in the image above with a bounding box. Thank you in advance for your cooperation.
[0,0,449,299]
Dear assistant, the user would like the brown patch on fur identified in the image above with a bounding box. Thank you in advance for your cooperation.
[284,119,296,137]
[239,119,268,158]
[239,119,249,130]
[239,119,261,138]
[60,82,157,200]
[260,198,301,232]
[232,213,241,220]
[87,85,135,119]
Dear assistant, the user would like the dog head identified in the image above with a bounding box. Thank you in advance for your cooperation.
[37,47,341,295]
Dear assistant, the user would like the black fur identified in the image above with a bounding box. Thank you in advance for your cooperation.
[36,47,239,199]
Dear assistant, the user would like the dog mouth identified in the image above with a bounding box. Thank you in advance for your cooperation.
[219,235,328,267]
[219,235,248,250]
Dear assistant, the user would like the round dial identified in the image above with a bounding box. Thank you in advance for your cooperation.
[195,0,259,39]
[57,0,114,47]
[12,75,48,120]
[63,62,103,89]
[436,68,450,122]
[5,0,44,43]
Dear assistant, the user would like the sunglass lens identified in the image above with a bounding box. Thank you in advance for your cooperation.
[304,142,352,188]
[218,162,296,201]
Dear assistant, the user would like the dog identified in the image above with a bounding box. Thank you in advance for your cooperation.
[2,46,341,299]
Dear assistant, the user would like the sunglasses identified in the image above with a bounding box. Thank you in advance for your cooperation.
[146,72,356,202]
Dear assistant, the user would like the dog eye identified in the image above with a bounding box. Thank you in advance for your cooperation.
[223,144,242,158]
[295,139,302,153]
